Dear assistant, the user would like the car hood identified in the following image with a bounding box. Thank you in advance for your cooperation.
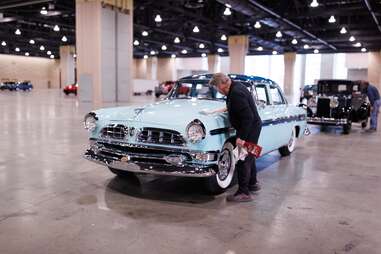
[95,99,227,129]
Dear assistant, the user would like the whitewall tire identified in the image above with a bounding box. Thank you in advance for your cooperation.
[279,127,297,156]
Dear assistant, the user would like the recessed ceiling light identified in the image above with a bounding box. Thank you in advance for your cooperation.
[154,14,162,22]
[314,49,319,54]
[354,42,362,47]
[349,36,355,42]
[50,55,54,59]
[15,47,20,52]
[361,47,367,52]
[40,45,45,51]
[53,25,60,32]
[328,15,336,23]
[150,50,156,55]
[174,37,180,43]
[340,27,347,34]
[61,36,68,42]
[257,46,263,51]
[304,44,310,49]
[143,55,148,59]
[193,26,200,33]
[223,7,232,16]
[161,45,167,50]
[310,0,319,7]
[25,52,29,56]
[201,53,207,57]
[29,39,35,44]
[15,29,21,35]
[40,7,48,15]
[199,43,205,49]
[171,54,176,58]
[181,49,188,54]
[221,34,227,41]
[217,48,224,53]
[272,50,278,55]
[292,39,298,45]
[47,50,52,55]
[142,31,149,36]
[276,31,282,38]
[133,40,139,46]
[1,41,6,46]
[254,21,261,29]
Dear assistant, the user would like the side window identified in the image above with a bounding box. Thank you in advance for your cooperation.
[270,86,285,105]
[255,85,269,105]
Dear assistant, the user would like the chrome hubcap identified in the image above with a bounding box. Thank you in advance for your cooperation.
[218,149,231,181]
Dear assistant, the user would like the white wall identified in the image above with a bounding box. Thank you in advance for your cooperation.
[0,54,59,89]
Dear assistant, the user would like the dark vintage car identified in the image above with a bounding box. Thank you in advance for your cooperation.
[154,81,175,98]
[63,83,78,95]
[17,81,33,91]
[0,81,18,91]
[300,84,317,103]
[305,79,370,134]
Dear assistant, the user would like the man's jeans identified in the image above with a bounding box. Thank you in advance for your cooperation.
[370,99,381,130]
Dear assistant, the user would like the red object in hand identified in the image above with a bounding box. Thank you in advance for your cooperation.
[243,141,262,158]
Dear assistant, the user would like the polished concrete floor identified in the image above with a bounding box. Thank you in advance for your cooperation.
[1,89,380,254]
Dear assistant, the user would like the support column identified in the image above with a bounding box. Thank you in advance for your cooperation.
[320,53,334,79]
[368,51,381,89]
[228,35,249,74]
[146,56,158,80]
[283,52,296,96]
[59,45,75,88]
[157,57,176,82]
[207,54,220,73]
[76,0,133,105]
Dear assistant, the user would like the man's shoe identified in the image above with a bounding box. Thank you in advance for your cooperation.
[226,193,253,202]
[249,183,261,192]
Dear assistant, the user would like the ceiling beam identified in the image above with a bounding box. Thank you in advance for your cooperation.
[363,0,381,33]
[0,0,53,10]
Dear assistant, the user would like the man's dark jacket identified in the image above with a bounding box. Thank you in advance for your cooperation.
[226,81,262,143]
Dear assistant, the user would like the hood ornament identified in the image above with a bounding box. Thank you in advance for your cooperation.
[133,107,145,120]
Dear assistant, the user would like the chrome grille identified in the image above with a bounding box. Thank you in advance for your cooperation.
[137,128,185,146]
[100,124,128,140]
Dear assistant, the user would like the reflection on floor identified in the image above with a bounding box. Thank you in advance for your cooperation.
[0,89,380,254]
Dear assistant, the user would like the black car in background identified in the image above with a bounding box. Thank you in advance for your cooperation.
[305,79,370,134]
[0,81,18,91]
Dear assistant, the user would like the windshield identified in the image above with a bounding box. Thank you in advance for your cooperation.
[168,80,226,100]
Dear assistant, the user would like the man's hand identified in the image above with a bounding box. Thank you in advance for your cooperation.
[236,138,245,147]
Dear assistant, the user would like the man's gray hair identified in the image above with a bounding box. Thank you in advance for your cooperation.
[209,73,230,87]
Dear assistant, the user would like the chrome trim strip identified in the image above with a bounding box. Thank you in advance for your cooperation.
[307,117,348,125]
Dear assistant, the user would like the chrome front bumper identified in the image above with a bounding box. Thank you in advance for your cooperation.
[307,117,348,125]
[84,139,218,177]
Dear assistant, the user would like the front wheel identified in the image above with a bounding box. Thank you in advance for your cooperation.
[205,142,236,194]
[279,127,297,156]
[343,122,352,134]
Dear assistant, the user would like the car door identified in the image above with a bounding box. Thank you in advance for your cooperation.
[268,84,292,147]
[252,82,279,154]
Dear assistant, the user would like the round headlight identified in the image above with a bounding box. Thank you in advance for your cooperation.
[330,97,339,108]
[84,112,97,131]
[186,119,206,143]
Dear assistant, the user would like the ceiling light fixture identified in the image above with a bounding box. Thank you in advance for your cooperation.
[349,36,355,42]
[61,36,68,42]
[361,47,367,52]
[304,44,310,49]
[328,15,336,23]
[257,46,263,51]
[47,50,51,55]
[254,21,261,29]
[217,48,224,53]
[174,37,180,43]
[40,45,45,51]
[29,39,35,44]
[340,27,347,34]
[276,31,282,38]
[193,26,200,33]
[171,54,176,58]
[199,43,205,49]
[291,39,298,45]
[1,41,6,46]
[150,50,156,55]
[142,31,149,36]
[25,52,30,56]
[272,50,278,55]
[53,25,60,32]
[161,45,167,50]
[133,40,139,46]
[50,55,54,59]
[40,7,48,15]
[221,34,227,41]
[143,55,148,59]
[201,53,207,57]
[15,47,20,52]
[310,0,319,7]
[181,49,188,54]
[154,14,162,23]
[314,49,319,54]
[354,42,362,47]
[223,7,232,16]
[15,29,21,35]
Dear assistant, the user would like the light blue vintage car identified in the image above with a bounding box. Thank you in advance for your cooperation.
[83,74,308,193]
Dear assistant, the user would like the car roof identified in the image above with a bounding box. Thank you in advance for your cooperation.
[178,73,275,84]
[318,79,354,84]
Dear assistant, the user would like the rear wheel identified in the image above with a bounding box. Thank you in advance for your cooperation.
[205,142,236,194]
[279,127,296,156]
[361,120,368,129]
[108,167,136,179]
